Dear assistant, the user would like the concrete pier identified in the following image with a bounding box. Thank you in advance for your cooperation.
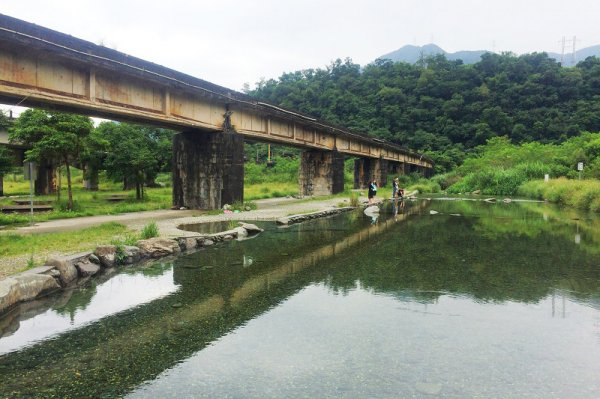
[299,150,345,196]
[172,131,244,209]
[354,157,389,189]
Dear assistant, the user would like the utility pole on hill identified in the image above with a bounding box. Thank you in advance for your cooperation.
[558,36,582,66]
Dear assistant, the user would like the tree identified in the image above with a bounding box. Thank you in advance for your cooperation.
[0,145,14,196]
[96,122,160,200]
[0,109,10,130]
[0,111,13,196]
[249,53,600,171]
[10,109,93,210]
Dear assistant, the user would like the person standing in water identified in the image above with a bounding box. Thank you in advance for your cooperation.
[368,180,378,204]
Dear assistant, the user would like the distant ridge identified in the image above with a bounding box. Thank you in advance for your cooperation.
[547,44,600,66]
[377,44,600,65]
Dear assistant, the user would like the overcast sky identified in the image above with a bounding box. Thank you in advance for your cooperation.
[1,0,599,93]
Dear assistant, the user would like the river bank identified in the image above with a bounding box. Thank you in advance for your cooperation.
[0,196,359,278]
[0,196,362,316]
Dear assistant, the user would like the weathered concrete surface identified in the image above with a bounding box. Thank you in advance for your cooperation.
[172,130,244,210]
[299,150,345,197]
[354,157,389,189]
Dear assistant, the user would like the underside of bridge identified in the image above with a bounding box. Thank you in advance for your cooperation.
[0,13,434,209]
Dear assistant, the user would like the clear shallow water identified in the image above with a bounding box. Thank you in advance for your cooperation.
[1,199,599,398]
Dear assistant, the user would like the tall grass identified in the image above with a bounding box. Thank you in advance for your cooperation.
[447,169,528,195]
[140,221,159,239]
[519,178,600,212]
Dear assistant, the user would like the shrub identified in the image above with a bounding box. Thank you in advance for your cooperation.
[448,169,527,196]
[430,173,461,190]
[57,200,82,212]
[231,201,258,212]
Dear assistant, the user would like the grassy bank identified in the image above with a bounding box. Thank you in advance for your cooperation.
[428,133,600,212]
[519,179,600,212]
[0,222,131,259]
[0,222,134,277]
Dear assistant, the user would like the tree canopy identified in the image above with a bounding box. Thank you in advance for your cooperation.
[10,109,93,209]
[95,122,172,199]
[250,53,600,172]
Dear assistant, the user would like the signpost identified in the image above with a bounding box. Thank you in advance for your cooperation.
[577,162,584,180]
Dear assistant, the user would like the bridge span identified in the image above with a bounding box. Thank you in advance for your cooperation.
[0,14,433,209]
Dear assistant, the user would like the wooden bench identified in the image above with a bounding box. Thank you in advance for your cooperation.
[1,204,54,213]
[104,195,129,202]
[12,199,53,206]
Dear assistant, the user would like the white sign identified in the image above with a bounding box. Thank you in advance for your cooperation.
[544,174,549,182]
[577,162,584,171]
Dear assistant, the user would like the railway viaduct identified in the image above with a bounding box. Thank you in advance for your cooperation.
[0,14,433,209]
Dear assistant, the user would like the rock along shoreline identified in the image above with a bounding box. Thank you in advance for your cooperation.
[1,207,355,316]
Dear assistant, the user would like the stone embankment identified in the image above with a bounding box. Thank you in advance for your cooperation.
[0,222,264,315]
[276,207,354,225]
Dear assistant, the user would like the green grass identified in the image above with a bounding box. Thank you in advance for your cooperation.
[244,182,298,200]
[0,222,130,259]
[519,178,600,212]
[140,221,159,239]
[0,168,173,227]
[0,165,432,229]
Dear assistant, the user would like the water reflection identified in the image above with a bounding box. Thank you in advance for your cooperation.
[0,263,178,355]
[129,284,600,399]
[0,199,599,398]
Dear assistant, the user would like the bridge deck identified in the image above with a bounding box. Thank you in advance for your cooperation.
[0,13,433,169]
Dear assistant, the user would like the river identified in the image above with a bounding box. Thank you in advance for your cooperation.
[1,199,599,398]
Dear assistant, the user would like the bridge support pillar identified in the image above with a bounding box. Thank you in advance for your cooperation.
[83,164,99,191]
[388,162,404,176]
[35,159,57,196]
[299,150,344,196]
[353,158,388,189]
[172,130,244,210]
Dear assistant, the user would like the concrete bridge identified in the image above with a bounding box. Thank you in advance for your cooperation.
[0,14,433,209]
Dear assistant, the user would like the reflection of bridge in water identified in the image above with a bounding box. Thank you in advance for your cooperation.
[0,202,427,397]
[226,200,426,306]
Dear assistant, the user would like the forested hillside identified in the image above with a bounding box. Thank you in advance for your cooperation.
[250,53,600,172]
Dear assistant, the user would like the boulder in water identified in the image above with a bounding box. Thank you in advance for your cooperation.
[364,205,380,216]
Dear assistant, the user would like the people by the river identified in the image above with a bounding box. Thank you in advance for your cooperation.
[392,178,399,199]
[368,180,378,204]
